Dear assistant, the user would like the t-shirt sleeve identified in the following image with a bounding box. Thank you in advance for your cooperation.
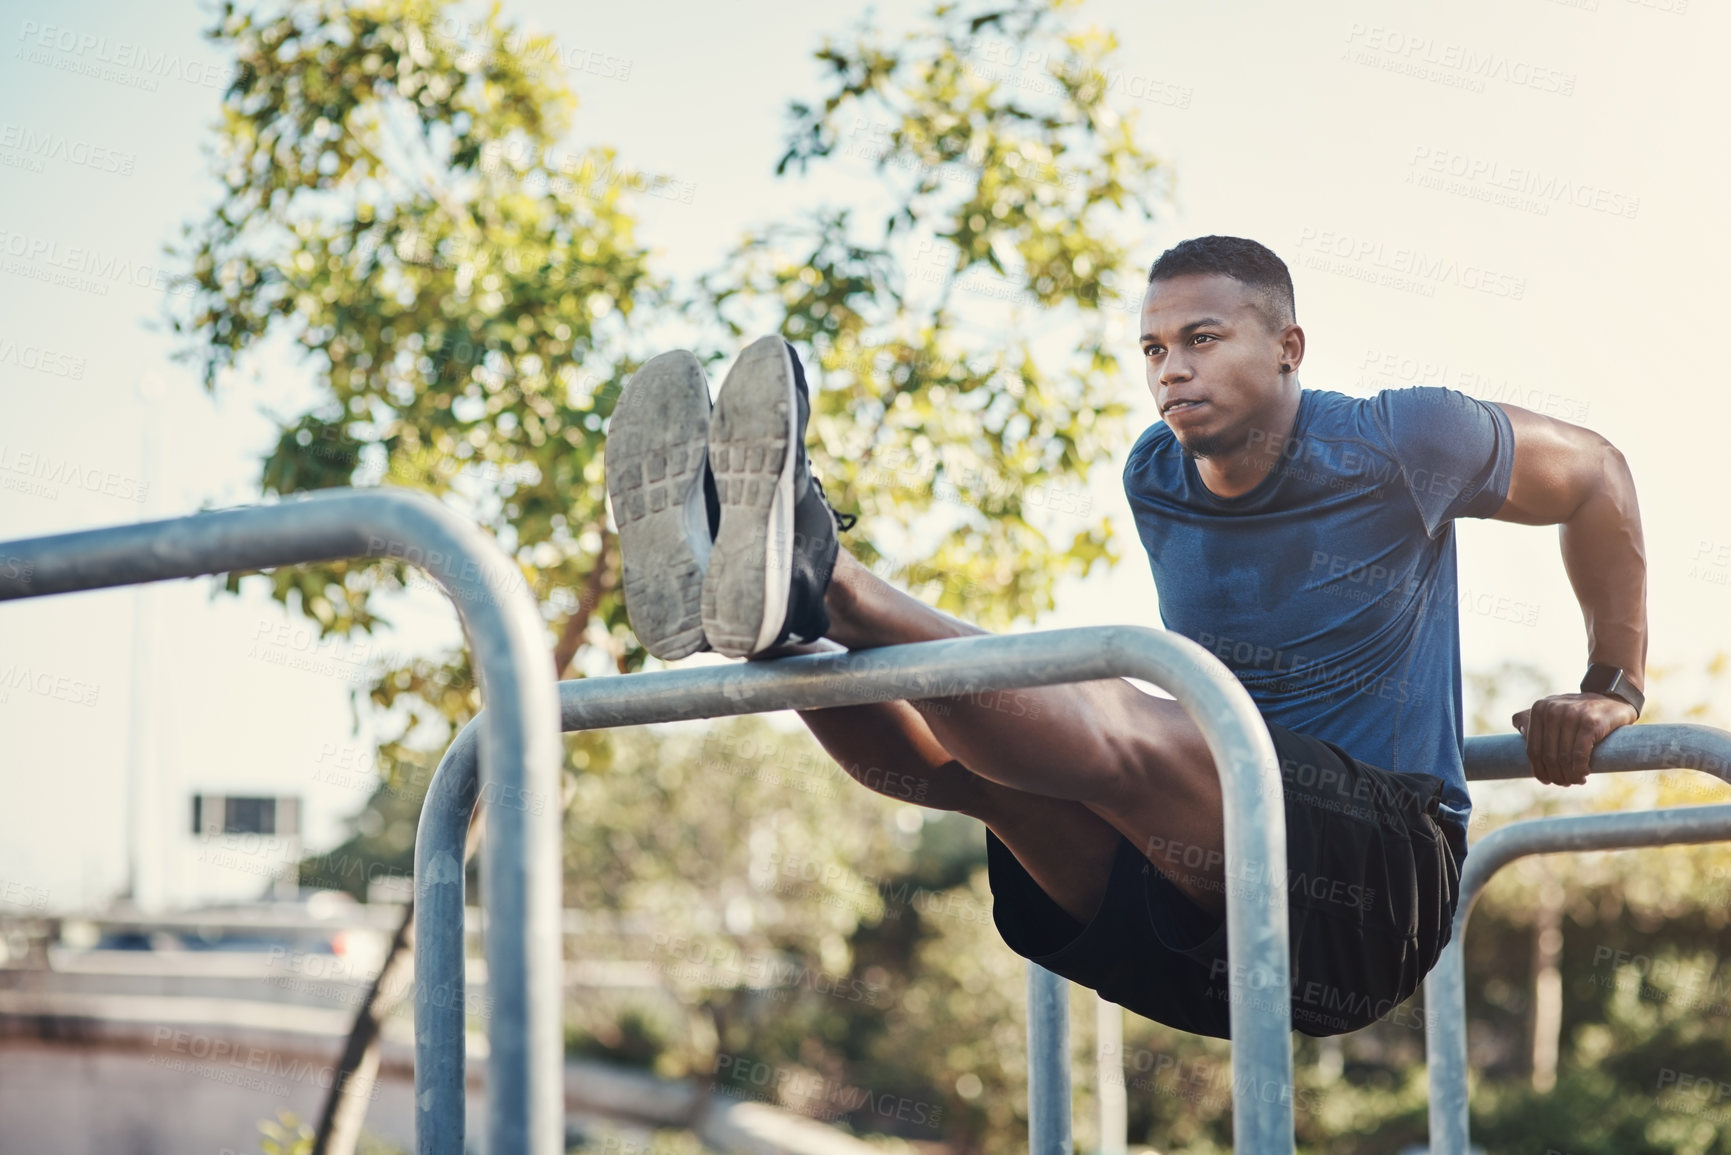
[1372,386,1515,538]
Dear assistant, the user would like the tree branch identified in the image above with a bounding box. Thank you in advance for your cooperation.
[310,761,490,1155]
[553,528,615,678]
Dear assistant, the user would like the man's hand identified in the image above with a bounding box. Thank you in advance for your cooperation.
[1512,693,1638,786]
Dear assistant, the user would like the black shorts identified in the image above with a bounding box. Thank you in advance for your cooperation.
[984,720,1468,1038]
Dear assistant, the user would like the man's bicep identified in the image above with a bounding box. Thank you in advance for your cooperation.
[1489,402,1613,526]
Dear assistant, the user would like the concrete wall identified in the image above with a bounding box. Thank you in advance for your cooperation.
[0,959,896,1155]
[0,1038,439,1155]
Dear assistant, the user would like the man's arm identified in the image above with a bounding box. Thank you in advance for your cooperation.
[1489,402,1648,786]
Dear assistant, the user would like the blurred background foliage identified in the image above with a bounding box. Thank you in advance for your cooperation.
[172,0,1731,1151]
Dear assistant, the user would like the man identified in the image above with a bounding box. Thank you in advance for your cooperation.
[602,235,1647,1037]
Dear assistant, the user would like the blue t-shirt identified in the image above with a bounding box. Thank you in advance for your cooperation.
[1122,386,1517,830]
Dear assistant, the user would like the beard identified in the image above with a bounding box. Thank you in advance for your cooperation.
[1176,429,1240,460]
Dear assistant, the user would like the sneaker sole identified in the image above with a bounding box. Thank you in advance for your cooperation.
[703,336,797,658]
[604,351,713,660]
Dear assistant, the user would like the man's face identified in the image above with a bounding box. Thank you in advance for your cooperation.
[1139,273,1289,460]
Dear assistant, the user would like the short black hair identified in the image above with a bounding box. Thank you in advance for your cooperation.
[1146,236,1296,333]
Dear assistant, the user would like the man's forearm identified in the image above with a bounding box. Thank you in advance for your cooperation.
[1557,447,1647,691]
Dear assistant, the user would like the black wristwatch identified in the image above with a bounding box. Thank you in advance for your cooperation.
[1581,663,1644,719]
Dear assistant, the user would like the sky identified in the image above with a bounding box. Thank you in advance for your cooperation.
[1,0,1727,912]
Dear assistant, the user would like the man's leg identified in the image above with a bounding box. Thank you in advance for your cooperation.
[794,551,1231,916]
[646,333,1229,915]
[795,686,1122,926]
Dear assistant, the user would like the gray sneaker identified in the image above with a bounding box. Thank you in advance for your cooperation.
[702,336,853,658]
[604,350,720,660]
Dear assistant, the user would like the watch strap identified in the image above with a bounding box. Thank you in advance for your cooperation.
[1581,662,1644,718]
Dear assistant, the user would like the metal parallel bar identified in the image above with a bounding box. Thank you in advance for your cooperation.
[1027,964,1073,1155]
[1096,996,1128,1155]
[1423,933,1471,1155]
[416,720,482,1154]
[0,489,564,1155]
[415,625,1297,1153]
[1425,802,1731,1155]
[1464,725,1731,784]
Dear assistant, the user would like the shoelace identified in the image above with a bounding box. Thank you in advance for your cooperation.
[814,477,857,532]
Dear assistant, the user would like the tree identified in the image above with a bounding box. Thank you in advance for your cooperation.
[171,0,1165,1148]
[174,0,1163,686]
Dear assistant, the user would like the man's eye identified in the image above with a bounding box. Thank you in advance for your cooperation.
[1143,346,1162,357]
[1193,334,1216,345]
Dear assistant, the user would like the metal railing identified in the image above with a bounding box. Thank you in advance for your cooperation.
[1425,725,1731,1155]
[11,492,1726,1154]
[416,625,1297,1155]
[0,489,564,1155]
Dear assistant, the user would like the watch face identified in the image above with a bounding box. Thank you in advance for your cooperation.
[1582,665,1621,694]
